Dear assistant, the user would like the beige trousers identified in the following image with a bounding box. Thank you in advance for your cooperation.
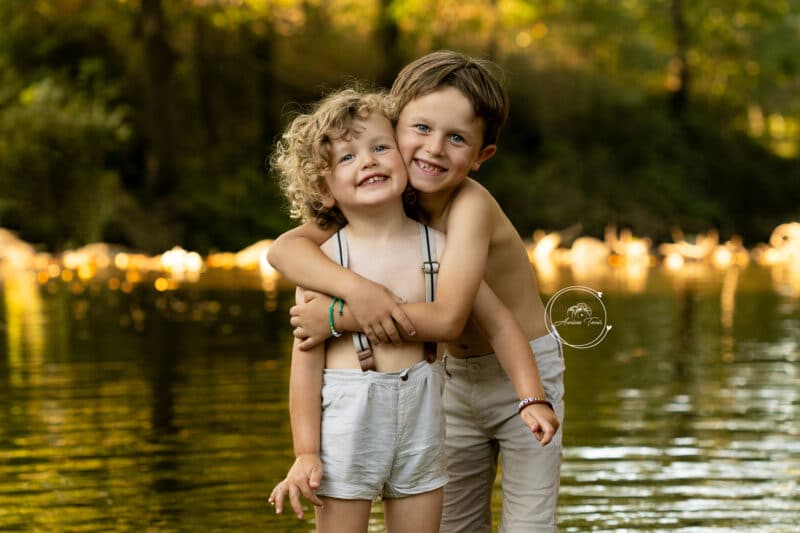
[440,334,565,533]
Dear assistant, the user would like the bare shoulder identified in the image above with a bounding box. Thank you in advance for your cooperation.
[318,232,340,262]
[451,178,498,207]
[445,179,498,228]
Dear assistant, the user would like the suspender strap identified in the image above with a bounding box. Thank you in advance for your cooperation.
[334,225,439,371]
[419,224,439,363]
[420,224,439,302]
[334,229,376,372]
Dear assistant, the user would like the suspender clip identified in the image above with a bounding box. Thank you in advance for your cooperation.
[422,260,440,274]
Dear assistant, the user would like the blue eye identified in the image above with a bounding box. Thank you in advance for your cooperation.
[449,134,464,143]
[339,154,354,163]
[374,145,389,153]
[414,124,430,133]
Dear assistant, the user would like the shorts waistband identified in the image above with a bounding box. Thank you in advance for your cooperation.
[322,360,436,385]
[443,332,562,373]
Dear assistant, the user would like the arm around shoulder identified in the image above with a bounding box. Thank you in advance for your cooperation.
[399,185,496,341]
[266,222,340,287]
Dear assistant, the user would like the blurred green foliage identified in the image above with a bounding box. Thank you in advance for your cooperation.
[0,0,798,252]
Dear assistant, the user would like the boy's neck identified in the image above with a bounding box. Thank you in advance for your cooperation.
[341,202,413,240]
[418,181,464,227]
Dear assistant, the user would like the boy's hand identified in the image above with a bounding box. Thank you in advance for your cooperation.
[290,291,333,350]
[520,404,560,446]
[345,279,415,345]
[267,454,324,518]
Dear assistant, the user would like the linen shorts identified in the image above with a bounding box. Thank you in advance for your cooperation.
[440,333,566,533]
[316,360,448,500]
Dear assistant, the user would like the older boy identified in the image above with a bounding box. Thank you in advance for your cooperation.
[269,51,565,532]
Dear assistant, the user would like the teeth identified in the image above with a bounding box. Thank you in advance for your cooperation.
[416,160,444,173]
[363,176,386,185]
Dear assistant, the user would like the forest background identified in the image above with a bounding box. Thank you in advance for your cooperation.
[1,0,798,254]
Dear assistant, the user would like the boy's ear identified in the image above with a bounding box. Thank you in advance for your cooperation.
[471,144,497,171]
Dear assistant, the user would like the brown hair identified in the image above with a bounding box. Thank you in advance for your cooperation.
[270,88,396,227]
[391,50,508,148]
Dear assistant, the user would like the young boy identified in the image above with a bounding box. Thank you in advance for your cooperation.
[269,51,565,532]
[266,88,558,533]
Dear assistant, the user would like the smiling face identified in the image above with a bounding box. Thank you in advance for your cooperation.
[322,112,408,213]
[395,86,497,195]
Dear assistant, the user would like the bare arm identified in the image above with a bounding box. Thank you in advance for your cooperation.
[267,222,345,289]
[470,282,559,444]
[267,222,415,344]
[288,330,324,458]
[269,287,325,518]
[399,183,495,338]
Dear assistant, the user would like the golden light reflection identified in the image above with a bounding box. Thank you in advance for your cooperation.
[527,230,562,294]
[2,265,45,388]
[526,226,650,293]
[752,222,800,296]
[720,266,739,363]
[154,277,169,292]
[659,230,750,284]
[568,237,611,285]
[2,223,798,305]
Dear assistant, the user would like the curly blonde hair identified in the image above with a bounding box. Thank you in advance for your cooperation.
[271,88,397,227]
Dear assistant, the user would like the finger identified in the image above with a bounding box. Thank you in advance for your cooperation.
[304,290,321,302]
[290,305,300,317]
[289,483,304,519]
[371,323,390,345]
[273,483,287,514]
[364,325,380,346]
[382,318,402,345]
[290,315,301,327]
[298,337,317,350]
[309,465,323,489]
[299,478,324,508]
[391,307,415,337]
[539,423,555,446]
[293,327,306,339]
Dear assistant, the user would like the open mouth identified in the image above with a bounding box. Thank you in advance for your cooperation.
[358,175,388,187]
[414,158,446,175]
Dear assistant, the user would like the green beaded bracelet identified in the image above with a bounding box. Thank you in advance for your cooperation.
[329,297,343,338]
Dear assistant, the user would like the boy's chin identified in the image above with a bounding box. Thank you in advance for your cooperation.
[408,177,446,193]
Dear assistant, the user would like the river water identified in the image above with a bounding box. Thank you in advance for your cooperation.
[0,264,798,531]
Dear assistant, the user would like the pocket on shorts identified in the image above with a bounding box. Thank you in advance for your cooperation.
[534,344,565,403]
[321,384,347,411]
[431,362,445,396]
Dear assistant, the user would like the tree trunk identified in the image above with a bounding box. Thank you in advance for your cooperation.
[670,0,690,118]
[140,0,177,200]
[375,0,402,89]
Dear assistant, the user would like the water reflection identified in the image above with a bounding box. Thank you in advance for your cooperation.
[1,259,799,530]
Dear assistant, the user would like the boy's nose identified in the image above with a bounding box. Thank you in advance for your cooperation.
[425,136,445,156]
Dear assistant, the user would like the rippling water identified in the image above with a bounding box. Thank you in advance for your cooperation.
[0,265,798,531]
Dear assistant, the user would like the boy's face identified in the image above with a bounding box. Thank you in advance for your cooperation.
[323,113,408,212]
[395,86,496,195]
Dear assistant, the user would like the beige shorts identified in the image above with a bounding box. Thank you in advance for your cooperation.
[440,333,565,533]
[316,360,448,500]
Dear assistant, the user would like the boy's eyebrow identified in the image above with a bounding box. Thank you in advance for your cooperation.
[402,114,475,139]
[370,133,397,144]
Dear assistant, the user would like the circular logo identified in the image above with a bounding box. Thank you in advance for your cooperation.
[544,285,611,349]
